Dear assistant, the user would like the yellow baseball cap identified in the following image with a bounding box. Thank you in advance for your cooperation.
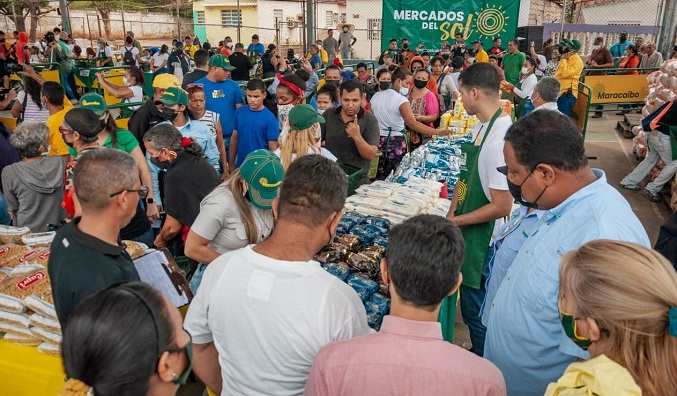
[152,74,180,90]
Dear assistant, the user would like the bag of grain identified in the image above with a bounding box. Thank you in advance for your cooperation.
[0,270,52,313]
[0,226,31,245]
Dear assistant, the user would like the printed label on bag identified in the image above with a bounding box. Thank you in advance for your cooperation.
[18,250,40,264]
[17,272,46,290]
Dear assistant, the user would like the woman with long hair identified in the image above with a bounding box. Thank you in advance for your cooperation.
[60,282,191,396]
[370,66,450,179]
[275,104,336,169]
[619,44,641,75]
[152,44,170,75]
[143,124,219,249]
[545,240,677,396]
[430,55,459,113]
[11,74,49,122]
[185,150,283,292]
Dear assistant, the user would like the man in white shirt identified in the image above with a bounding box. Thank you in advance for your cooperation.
[184,154,370,396]
[445,63,513,357]
[532,77,562,113]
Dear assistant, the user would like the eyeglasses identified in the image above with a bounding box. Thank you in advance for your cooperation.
[110,185,149,199]
[186,83,204,89]
[58,126,74,135]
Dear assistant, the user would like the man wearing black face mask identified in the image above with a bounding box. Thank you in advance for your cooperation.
[483,110,651,396]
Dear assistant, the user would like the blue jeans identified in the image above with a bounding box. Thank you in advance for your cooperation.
[459,247,492,357]
[0,192,11,225]
[188,263,207,294]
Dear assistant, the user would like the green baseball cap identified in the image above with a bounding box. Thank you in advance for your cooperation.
[288,104,325,131]
[79,92,108,117]
[208,54,236,71]
[154,86,189,107]
[239,150,285,210]
[382,50,393,58]
[568,39,581,51]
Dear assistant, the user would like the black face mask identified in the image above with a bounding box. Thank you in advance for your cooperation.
[161,108,178,122]
[498,166,547,209]
[379,81,391,91]
[0,39,5,43]
[150,155,171,170]
[413,79,427,89]
[64,140,74,148]
[402,43,409,50]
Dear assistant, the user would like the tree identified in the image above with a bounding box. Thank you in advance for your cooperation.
[0,0,53,41]
[95,0,112,40]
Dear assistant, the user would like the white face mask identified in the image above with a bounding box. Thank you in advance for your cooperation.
[399,87,409,96]
[592,45,600,50]
[343,28,348,33]
[521,67,529,74]
[468,57,476,63]
[226,42,233,48]
[122,77,129,86]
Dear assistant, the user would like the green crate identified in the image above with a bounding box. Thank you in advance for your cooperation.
[338,161,363,196]
[369,152,382,180]
[174,256,191,274]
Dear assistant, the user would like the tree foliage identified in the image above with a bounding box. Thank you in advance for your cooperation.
[0,0,53,41]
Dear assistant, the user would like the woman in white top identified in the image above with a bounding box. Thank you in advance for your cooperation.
[95,65,145,117]
[370,66,450,180]
[430,56,460,113]
[184,152,283,292]
[275,104,336,169]
[121,35,142,67]
[187,84,228,173]
[506,57,538,101]
[151,44,170,75]
[11,75,49,123]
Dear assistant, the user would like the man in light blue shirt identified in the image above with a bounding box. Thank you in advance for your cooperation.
[484,110,650,396]
[480,204,544,327]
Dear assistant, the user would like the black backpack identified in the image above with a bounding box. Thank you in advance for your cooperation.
[122,46,135,66]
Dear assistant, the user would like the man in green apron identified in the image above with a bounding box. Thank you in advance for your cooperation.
[444,63,513,356]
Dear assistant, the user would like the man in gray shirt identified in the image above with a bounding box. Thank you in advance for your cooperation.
[323,29,338,64]
[321,80,379,184]
[338,26,356,60]
[640,42,663,70]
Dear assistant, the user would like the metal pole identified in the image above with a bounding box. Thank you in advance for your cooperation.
[657,0,677,58]
[306,0,314,47]
[121,0,126,35]
[177,0,181,40]
[59,0,73,34]
[237,0,241,44]
[559,0,567,40]
[86,13,93,47]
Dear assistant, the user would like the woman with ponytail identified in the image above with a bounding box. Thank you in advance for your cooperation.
[143,124,219,249]
[185,149,284,292]
[60,282,191,396]
[546,240,677,396]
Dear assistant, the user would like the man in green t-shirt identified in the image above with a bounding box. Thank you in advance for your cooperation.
[501,39,526,85]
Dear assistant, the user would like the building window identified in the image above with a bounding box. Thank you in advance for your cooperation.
[368,18,381,41]
[196,11,205,26]
[274,9,283,22]
[221,9,242,28]
[326,11,333,28]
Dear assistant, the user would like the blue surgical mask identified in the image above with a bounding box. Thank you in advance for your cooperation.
[399,87,409,96]
[316,107,325,115]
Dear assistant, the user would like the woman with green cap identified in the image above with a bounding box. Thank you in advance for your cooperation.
[275,104,337,170]
[185,149,284,292]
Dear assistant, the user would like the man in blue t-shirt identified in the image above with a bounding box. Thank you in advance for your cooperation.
[247,34,266,60]
[229,79,279,169]
[196,54,244,159]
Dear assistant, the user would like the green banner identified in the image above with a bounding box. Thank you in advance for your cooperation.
[381,0,521,52]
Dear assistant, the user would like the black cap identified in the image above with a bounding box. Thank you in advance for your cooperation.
[64,108,104,138]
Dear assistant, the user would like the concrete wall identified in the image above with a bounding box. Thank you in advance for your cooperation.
[528,0,563,26]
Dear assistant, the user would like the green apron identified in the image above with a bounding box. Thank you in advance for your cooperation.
[98,48,113,67]
[437,107,502,342]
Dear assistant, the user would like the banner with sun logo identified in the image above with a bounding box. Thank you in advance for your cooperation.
[381,0,520,52]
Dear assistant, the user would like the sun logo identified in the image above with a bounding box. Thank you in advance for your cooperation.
[456,179,468,203]
[473,4,509,39]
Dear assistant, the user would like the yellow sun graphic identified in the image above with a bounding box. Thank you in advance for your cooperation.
[456,179,468,203]
[593,82,606,95]
[474,4,510,40]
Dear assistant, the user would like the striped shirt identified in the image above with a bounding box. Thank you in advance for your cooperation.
[197,110,220,140]
[16,91,50,123]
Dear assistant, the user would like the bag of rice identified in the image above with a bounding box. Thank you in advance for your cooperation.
[21,232,56,248]
[0,309,30,327]
[30,325,62,345]
[0,322,33,337]
[24,294,57,320]
[123,240,147,260]
[37,342,61,357]
[2,332,42,346]
[29,313,61,334]
[0,270,52,313]
[0,226,31,245]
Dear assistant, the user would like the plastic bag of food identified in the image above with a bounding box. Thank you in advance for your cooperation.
[0,309,30,328]
[366,310,383,329]
[361,246,385,261]
[355,184,394,199]
[372,236,388,247]
[29,313,61,334]
[2,333,42,347]
[1,248,50,275]
[30,325,62,345]
[123,240,147,260]
[321,262,351,281]
[0,226,31,245]
[362,217,391,231]
[0,322,33,337]
[347,274,379,300]
[37,342,61,357]
[0,245,32,269]
[0,270,52,313]
[24,294,57,320]
[335,234,364,252]
[347,252,379,275]
[21,232,56,248]
[350,226,376,245]
[315,250,343,265]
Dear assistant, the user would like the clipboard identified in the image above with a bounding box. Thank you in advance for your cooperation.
[133,248,193,307]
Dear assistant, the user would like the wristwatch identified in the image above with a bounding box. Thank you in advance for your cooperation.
[146,198,155,204]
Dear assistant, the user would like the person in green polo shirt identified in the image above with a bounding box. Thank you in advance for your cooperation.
[501,39,526,85]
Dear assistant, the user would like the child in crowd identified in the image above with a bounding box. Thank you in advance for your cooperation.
[546,240,677,396]
[275,104,336,169]
[314,83,339,115]
[275,72,306,142]
[229,79,280,170]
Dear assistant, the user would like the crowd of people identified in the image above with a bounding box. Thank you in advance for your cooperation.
[0,26,676,396]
